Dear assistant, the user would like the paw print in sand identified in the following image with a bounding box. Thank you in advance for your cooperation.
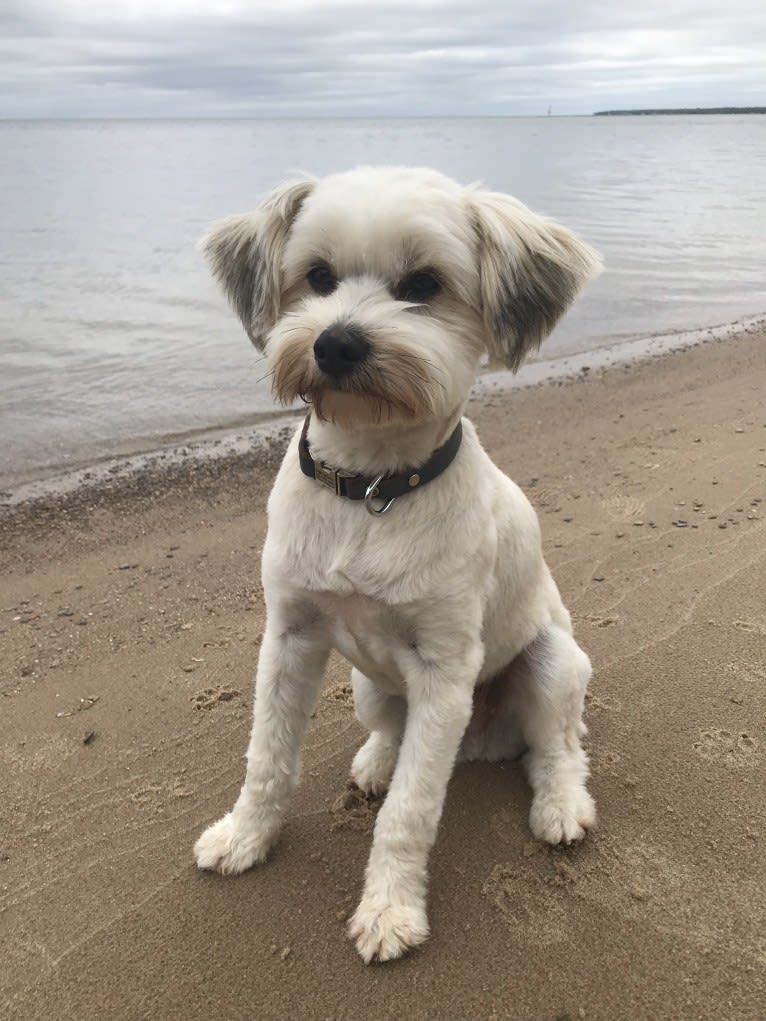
[693,728,759,767]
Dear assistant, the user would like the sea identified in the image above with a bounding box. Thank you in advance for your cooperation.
[1,115,765,491]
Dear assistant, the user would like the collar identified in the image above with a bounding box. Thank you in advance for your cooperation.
[298,415,463,516]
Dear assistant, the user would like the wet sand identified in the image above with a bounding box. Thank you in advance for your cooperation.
[2,327,765,1020]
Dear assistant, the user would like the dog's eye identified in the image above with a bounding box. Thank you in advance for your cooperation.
[395,271,441,304]
[307,264,338,296]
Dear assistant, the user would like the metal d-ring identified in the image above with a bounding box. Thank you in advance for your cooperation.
[364,474,396,516]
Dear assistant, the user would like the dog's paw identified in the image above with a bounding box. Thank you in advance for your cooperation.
[348,898,429,964]
[194,812,275,874]
[350,735,398,796]
[529,787,596,846]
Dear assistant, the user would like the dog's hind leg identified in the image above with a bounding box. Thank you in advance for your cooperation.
[511,625,596,845]
[458,664,526,764]
[350,669,406,796]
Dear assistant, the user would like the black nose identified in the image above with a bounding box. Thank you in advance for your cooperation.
[313,326,369,378]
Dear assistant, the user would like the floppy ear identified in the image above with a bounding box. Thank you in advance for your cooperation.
[470,191,602,370]
[201,178,315,349]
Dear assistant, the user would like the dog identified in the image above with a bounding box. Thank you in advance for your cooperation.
[194,166,602,963]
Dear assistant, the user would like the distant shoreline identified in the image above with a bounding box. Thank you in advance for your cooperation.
[594,107,766,116]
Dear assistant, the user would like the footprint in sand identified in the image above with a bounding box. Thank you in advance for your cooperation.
[590,747,622,777]
[601,494,646,521]
[586,692,622,713]
[130,779,195,808]
[330,783,383,833]
[130,782,163,807]
[733,619,766,636]
[577,612,620,629]
[692,728,760,767]
[190,686,240,710]
[482,862,572,946]
[528,484,563,509]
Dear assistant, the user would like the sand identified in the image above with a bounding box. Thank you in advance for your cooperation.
[2,328,765,1021]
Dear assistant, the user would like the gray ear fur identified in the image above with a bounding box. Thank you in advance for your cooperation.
[470,191,602,370]
[201,179,315,348]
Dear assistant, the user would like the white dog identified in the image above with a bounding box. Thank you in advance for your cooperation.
[194,166,601,963]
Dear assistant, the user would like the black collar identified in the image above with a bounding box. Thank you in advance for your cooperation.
[298,415,463,514]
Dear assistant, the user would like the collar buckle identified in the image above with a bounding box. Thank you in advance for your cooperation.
[314,460,351,496]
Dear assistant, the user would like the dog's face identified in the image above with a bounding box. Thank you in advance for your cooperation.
[204,166,601,427]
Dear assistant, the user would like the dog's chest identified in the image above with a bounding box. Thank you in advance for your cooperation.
[306,589,410,693]
[269,479,450,604]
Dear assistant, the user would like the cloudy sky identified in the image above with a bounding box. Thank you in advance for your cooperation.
[2,0,764,118]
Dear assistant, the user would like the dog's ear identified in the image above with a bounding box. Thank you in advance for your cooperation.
[201,179,315,349]
[469,191,602,370]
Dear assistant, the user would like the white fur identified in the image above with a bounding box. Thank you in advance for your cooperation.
[194,166,601,963]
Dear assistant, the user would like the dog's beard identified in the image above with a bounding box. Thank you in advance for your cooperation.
[269,328,443,428]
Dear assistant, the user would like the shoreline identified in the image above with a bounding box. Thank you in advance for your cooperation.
[3,312,764,510]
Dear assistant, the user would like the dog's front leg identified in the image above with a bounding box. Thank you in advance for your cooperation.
[195,595,330,874]
[348,641,482,963]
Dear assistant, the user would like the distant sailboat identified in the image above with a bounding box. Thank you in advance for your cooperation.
[547,105,552,116]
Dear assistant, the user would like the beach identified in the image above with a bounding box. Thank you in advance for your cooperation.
[2,326,765,1020]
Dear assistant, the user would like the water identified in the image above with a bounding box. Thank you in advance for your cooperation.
[1,116,765,488]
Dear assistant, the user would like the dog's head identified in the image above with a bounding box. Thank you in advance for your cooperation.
[203,166,601,427]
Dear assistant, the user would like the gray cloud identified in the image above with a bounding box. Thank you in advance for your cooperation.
[1,0,764,117]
